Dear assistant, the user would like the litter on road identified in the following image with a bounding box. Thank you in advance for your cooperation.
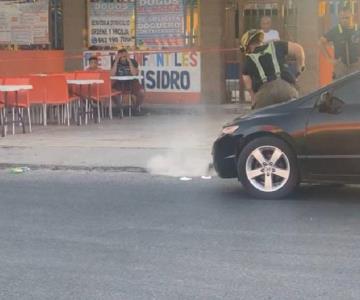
[180,177,192,181]
[9,167,31,174]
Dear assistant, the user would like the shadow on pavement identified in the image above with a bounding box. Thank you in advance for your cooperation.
[214,181,360,203]
[290,184,360,203]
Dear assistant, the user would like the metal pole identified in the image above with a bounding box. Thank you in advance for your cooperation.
[53,0,58,49]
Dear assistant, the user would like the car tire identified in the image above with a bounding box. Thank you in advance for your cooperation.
[237,136,299,199]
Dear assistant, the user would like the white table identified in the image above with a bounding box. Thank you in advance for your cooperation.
[0,85,33,92]
[110,76,143,81]
[67,79,104,85]
[31,73,47,77]
[0,85,33,137]
[110,76,144,117]
[67,79,104,125]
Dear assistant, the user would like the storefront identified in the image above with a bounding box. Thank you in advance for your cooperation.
[7,0,359,103]
[86,0,199,50]
[83,0,201,103]
[76,0,226,104]
[224,0,360,98]
[0,0,64,75]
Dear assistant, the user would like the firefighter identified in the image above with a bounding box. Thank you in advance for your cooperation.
[320,5,360,79]
[241,29,305,109]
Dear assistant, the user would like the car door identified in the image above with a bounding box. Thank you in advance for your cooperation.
[305,76,360,180]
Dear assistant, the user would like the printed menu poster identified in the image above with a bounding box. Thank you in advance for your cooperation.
[0,0,49,45]
[88,0,135,48]
[136,0,185,49]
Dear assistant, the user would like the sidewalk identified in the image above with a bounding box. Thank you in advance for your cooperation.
[0,104,250,176]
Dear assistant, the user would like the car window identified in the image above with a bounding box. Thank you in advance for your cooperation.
[332,77,360,105]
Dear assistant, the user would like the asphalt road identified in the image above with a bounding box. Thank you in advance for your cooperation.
[1,170,360,300]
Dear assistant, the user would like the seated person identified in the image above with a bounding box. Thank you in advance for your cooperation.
[111,48,144,115]
[87,56,100,70]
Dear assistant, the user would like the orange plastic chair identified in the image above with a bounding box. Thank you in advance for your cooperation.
[74,71,102,99]
[75,71,101,79]
[51,73,76,97]
[45,75,78,126]
[29,76,47,104]
[29,75,48,126]
[51,72,75,80]
[74,71,102,123]
[3,77,32,134]
[75,70,103,95]
[0,78,4,126]
[0,77,3,104]
[3,77,31,107]
[72,70,117,119]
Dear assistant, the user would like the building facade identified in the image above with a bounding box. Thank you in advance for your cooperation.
[0,0,359,104]
[224,0,360,98]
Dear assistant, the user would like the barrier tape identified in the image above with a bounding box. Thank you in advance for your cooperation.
[0,47,243,63]
[0,42,324,63]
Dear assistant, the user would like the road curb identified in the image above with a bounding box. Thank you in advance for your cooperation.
[0,163,148,174]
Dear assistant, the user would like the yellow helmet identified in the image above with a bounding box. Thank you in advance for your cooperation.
[240,29,264,53]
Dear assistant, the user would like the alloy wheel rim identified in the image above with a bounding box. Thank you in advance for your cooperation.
[245,145,290,193]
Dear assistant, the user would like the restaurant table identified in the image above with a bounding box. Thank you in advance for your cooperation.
[67,79,104,125]
[110,76,143,81]
[0,84,33,137]
[110,76,143,117]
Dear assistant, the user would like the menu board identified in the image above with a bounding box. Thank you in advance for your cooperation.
[136,0,185,49]
[0,0,49,45]
[88,0,135,48]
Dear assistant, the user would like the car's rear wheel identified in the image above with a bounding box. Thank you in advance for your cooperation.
[237,136,299,199]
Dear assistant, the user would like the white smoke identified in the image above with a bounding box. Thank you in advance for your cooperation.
[146,113,215,178]
[147,148,211,178]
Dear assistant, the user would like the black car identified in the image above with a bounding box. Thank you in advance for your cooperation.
[213,72,360,199]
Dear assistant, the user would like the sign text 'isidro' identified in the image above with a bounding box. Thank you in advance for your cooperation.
[136,51,200,93]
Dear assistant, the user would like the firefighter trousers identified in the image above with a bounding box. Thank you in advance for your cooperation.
[253,79,299,110]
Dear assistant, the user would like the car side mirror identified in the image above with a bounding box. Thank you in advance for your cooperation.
[318,92,344,114]
[318,92,332,113]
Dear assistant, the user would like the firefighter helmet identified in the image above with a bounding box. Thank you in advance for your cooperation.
[240,29,265,53]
